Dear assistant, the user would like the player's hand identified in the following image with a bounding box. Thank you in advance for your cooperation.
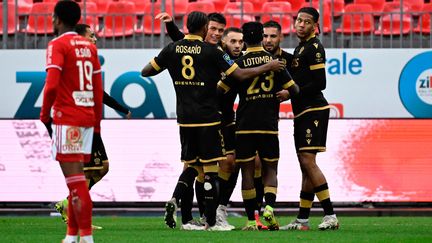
[268,59,285,71]
[126,111,132,119]
[43,117,53,138]
[276,90,290,102]
[155,12,173,22]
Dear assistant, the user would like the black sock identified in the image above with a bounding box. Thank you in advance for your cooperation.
[254,177,264,213]
[195,180,205,218]
[264,192,276,208]
[314,183,334,215]
[220,168,239,206]
[172,167,198,205]
[298,191,314,219]
[242,189,257,221]
[203,172,218,226]
[181,183,194,224]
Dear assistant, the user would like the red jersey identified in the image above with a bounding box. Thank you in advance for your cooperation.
[40,31,103,130]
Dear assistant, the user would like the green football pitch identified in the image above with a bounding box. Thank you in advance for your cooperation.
[1,216,431,242]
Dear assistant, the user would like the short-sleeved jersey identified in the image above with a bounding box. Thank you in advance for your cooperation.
[44,32,102,127]
[219,47,295,133]
[151,34,238,126]
[290,36,329,116]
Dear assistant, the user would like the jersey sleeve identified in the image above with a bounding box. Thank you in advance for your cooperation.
[151,44,171,72]
[46,41,63,71]
[301,42,326,95]
[212,47,239,77]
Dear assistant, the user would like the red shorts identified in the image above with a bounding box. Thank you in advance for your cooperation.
[51,124,94,163]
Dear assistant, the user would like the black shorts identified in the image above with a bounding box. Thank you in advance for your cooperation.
[222,123,236,155]
[235,133,279,163]
[180,125,225,164]
[294,108,329,153]
[84,132,108,171]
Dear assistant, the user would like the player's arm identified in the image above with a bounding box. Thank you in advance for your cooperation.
[141,59,164,77]
[40,68,60,137]
[276,68,300,102]
[141,45,170,77]
[103,91,130,115]
[155,12,185,41]
[230,59,285,81]
[300,45,326,95]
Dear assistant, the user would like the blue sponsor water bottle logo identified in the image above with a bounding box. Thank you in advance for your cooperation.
[399,51,432,118]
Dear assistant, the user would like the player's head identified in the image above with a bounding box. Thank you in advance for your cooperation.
[242,21,263,47]
[262,20,282,54]
[75,24,97,44]
[295,7,319,40]
[187,11,209,38]
[205,12,226,44]
[53,0,81,35]
[222,27,243,58]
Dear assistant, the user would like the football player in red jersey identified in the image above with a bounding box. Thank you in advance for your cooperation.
[40,1,103,242]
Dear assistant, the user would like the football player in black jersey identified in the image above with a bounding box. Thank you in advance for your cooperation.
[277,7,339,231]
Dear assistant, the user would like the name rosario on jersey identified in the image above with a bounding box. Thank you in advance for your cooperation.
[246,93,274,101]
[176,45,202,54]
[243,56,273,67]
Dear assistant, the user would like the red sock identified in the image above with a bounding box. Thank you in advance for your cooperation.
[66,174,93,237]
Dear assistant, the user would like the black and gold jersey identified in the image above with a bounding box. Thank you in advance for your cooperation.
[274,47,294,74]
[219,46,295,133]
[151,34,238,126]
[290,36,329,117]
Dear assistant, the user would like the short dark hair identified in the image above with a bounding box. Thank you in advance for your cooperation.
[242,21,263,45]
[298,7,320,23]
[208,12,226,25]
[223,27,242,37]
[263,20,282,33]
[187,11,209,34]
[75,23,90,36]
[54,0,81,27]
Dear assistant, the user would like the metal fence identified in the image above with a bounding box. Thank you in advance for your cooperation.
[1,0,432,49]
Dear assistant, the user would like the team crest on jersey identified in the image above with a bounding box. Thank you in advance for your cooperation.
[66,127,82,144]
[315,52,323,63]
[223,53,235,65]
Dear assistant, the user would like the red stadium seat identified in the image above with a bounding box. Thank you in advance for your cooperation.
[273,0,305,13]
[312,0,345,16]
[353,0,385,16]
[165,0,188,16]
[414,3,432,34]
[78,2,99,32]
[139,2,173,34]
[198,0,229,13]
[223,2,255,28]
[234,0,268,14]
[119,0,148,15]
[393,0,424,14]
[0,3,18,34]
[336,3,374,34]
[24,2,55,34]
[182,2,216,33]
[299,2,332,33]
[5,0,32,15]
[98,1,137,37]
[374,2,413,35]
[260,2,293,34]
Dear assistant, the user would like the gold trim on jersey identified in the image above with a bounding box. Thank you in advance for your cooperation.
[245,46,265,54]
[179,121,221,127]
[200,156,227,163]
[306,34,316,42]
[225,122,235,127]
[184,34,203,41]
[150,58,161,71]
[236,156,256,163]
[310,63,325,70]
[225,149,235,155]
[261,157,279,163]
[217,80,230,93]
[182,157,199,164]
[83,166,104,171]
[236,130,279,135]
[225,63,239,76]
[282,80,295,89]
[294,105,330,118]
[299,146,326,152]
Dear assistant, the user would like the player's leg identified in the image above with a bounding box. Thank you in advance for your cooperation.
[53,125,94,243]
[216,153,235,228]
[253,155,266,229]
[260,134,280,231]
